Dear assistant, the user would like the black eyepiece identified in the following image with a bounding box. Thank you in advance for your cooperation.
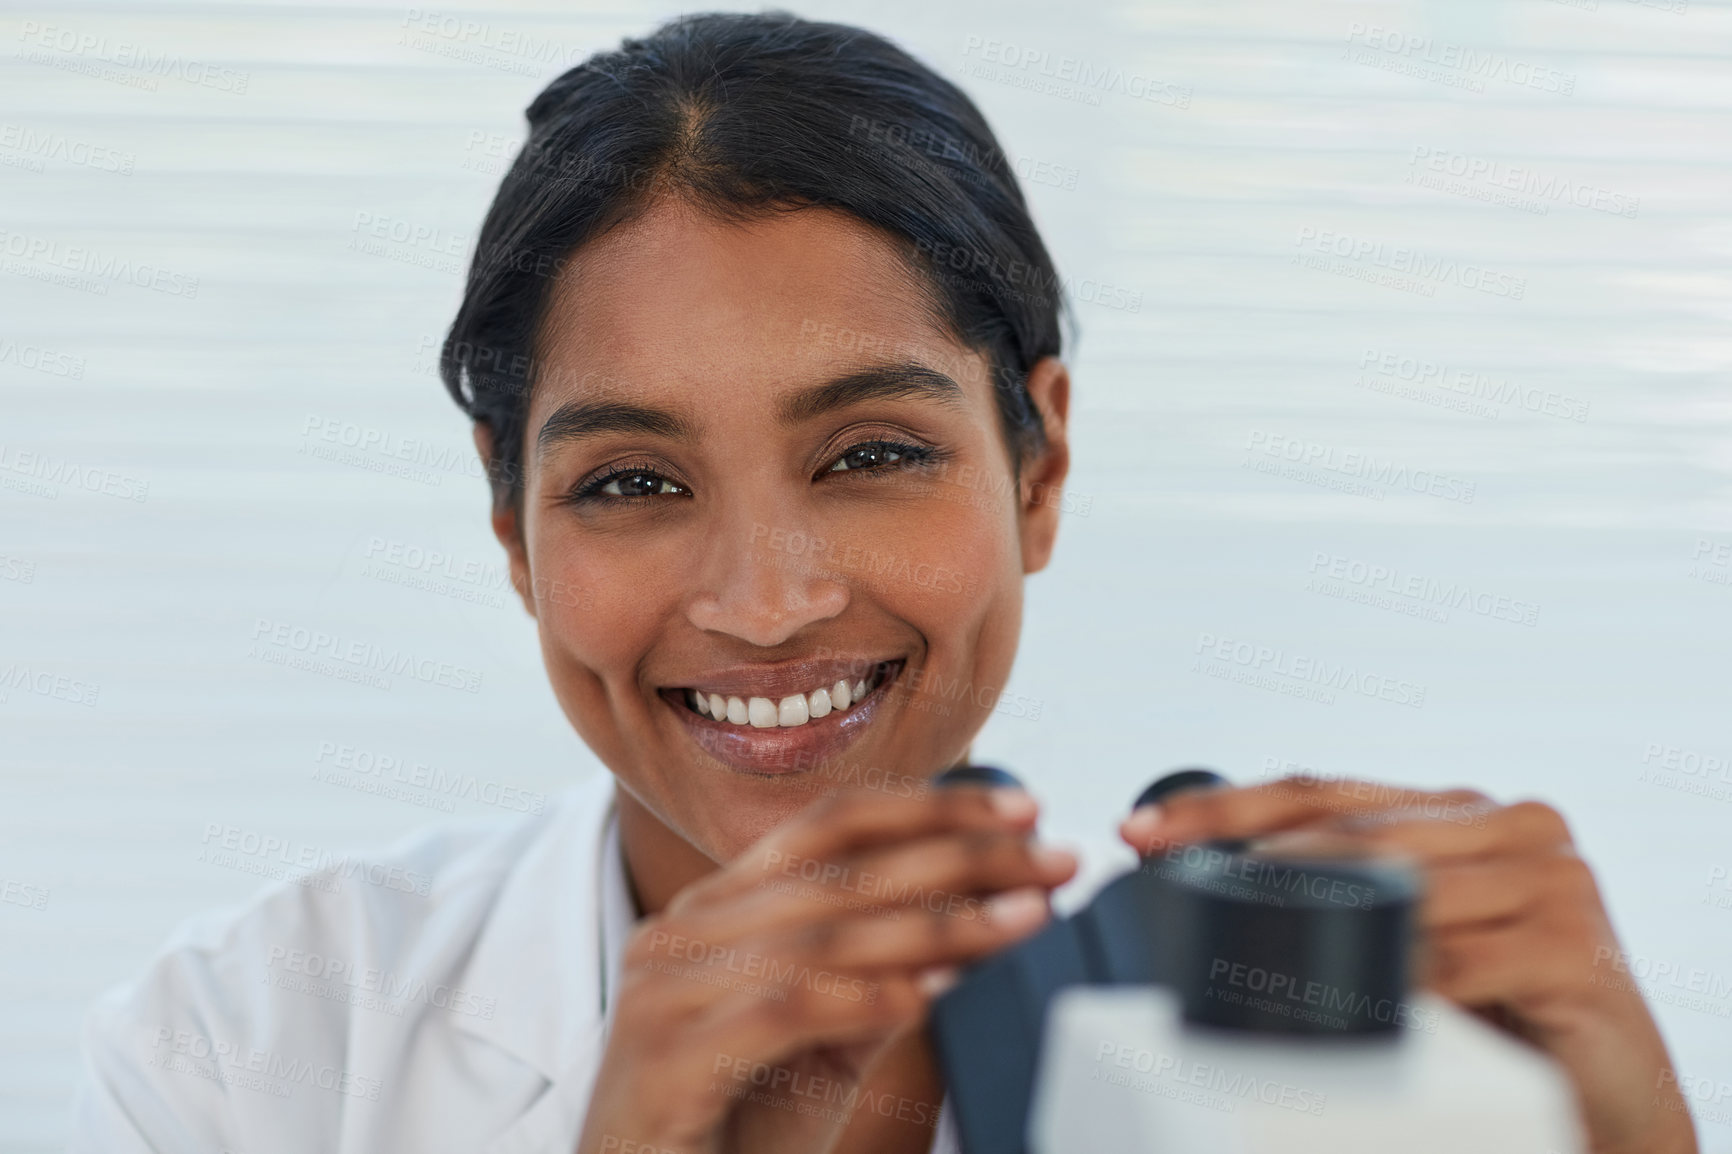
[1132,767,1229,812]
[933,764,1025,790]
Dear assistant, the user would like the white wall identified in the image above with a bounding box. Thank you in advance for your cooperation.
[2,0,1729,1149]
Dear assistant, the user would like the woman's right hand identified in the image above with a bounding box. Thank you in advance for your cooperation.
[574,784,1078,1154]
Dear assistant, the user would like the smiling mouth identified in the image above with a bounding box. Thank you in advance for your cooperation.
[672,660,899,730]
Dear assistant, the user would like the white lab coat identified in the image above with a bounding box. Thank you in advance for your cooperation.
[70,771,963,1154]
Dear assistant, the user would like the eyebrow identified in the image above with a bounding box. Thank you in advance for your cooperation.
[535,360,965,459]
[535,401,693,459]
[776,361,966,424]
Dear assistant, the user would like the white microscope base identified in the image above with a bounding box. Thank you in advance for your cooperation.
[1029,987,1584,1154]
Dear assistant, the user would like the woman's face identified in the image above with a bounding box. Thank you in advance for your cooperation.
[484,197,1069,862]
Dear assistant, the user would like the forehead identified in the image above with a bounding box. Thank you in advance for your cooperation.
[529,198,978,405]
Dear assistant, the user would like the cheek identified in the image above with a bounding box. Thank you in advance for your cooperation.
[529,531,680,693]
[863,478,1026,712]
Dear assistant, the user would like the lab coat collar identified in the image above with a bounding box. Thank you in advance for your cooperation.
[450,771,619,1083]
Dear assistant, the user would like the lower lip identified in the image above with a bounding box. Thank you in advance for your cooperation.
[665,664,901,776]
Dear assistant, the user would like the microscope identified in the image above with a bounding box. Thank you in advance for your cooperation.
[928,766,1585,1154]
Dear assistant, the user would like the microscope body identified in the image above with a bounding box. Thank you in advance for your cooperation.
[1031,985,1584,1154]
[928,766,1586,1154]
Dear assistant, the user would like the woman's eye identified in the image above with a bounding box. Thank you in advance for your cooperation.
[828,442,913,473]
[597,471,686,498]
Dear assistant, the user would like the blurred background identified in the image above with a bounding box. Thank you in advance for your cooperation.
[2,0,1730,1149]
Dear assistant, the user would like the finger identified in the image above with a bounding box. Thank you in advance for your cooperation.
[1120,776,1493,853]
[1251,800,1575,866]
[687,963,933,1074]
[1422,915,1608,1007]
[781,884,1055,971]
[669,829,1074,951]
[761,828,1077,914]
[677,786,1040,911]
[1421,852,1599,930]
[616,919,794,1027]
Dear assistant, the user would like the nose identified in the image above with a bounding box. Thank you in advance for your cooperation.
[683,512,850,648]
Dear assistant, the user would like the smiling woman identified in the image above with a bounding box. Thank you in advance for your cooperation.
[478,195,1069,863]
[69,10,1697,1154]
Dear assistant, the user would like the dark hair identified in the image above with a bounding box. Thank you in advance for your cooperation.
[441,10,1071,512]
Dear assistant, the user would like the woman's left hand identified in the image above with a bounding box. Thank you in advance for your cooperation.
[1119,776,1699,1154]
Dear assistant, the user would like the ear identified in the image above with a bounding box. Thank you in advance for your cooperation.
[472,423,537,619]
[1016,356,1071,575]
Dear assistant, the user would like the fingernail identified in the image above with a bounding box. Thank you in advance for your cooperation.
[918,966,960,997]
[1125,803,1163,831]
[984,887,1048,932]
[990,788,1038,821]
[1032,843,1078,873]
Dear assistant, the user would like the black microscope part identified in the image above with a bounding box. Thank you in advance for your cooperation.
[934,764,1026,790]
[928,766,1418,1154]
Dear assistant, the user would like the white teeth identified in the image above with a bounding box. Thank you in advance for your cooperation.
[685,668,884,729]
